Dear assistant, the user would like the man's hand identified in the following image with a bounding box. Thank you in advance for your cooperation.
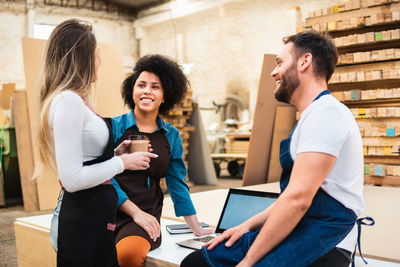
[204,222,251,250]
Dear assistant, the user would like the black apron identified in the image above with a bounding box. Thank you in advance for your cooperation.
[114,126,170,249]
[57,118,119,267]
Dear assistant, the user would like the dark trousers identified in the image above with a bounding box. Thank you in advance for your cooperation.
[181,247,352,267]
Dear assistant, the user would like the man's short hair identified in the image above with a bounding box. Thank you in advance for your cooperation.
[283,30,338,82]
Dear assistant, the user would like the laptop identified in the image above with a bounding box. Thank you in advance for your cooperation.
[176,188,279,250]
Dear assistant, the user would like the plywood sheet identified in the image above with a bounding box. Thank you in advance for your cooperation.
[20,37,55,211]
[13,91,39,211]
[1,83,16,109]
[267,105,297,183]
[187,103,217,185]
[92,42,129,117]
[21,37,128,210]
[242,54,278,186]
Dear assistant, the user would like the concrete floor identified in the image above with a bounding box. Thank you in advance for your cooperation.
[0,174,242,266]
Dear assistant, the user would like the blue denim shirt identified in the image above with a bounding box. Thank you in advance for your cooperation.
[110,110,196,217]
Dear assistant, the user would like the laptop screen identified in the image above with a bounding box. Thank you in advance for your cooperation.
[216,189,279,232]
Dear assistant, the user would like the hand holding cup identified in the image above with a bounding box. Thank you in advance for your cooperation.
[118,134,157,170]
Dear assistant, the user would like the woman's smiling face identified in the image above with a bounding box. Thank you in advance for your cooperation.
[133,71,165,114]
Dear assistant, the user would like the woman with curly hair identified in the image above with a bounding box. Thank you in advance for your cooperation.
[110,54,214,267]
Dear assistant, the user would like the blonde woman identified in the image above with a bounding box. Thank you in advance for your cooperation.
[35,19,157,266]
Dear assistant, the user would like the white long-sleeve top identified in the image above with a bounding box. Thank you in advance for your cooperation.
[49,90,124,192]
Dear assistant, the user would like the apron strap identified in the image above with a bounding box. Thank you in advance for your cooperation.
[351,216,375,267]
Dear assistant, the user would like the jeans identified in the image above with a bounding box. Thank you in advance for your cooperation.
[50,189,64,252]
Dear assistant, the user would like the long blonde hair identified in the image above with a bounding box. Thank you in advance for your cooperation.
[33,19,97,179]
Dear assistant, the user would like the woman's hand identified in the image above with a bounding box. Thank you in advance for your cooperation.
[119,152,158,170]
[193,226,215,237]
[114,140,131,156]
[114,141,153,156]
[204,222,251,250]
[183,214,215,237]
[132,209,160,242]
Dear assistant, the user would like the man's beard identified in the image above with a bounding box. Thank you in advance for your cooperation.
[274,63,300,104]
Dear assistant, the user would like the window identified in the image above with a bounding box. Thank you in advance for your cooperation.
[34,24,56,40]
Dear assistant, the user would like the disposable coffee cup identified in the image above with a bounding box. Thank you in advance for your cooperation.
[129,135,150,153]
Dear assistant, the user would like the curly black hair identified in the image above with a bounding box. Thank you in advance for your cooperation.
[121,54,188,115]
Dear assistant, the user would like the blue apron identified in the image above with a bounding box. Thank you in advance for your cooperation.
[202,90,373,267]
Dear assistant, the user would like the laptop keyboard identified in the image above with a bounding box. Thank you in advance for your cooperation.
[193,236,214,243]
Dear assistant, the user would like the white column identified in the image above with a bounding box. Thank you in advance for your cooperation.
[26,0,35,37]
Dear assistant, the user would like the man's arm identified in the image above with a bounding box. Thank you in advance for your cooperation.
[238,152,336,267]
[205,203,275,250]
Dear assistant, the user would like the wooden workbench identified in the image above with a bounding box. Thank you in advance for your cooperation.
[14,183,400,266]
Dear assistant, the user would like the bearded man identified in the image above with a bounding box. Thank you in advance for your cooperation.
[181,30,373,267]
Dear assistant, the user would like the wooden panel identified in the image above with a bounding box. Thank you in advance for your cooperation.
[267,105,297,183]
[14,222,56,267]
[13,91,39,211]
[92,42,129,117]
[187,103,217,185]
[20,37,58,211]
[242,54,278,186]
[1,83,16,109]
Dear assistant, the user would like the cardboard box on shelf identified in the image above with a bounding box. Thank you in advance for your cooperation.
[328,21,337,31]
[392,11,400,21]
[370,50,379,61]
[353,52,362,62]
[361,90,370,100]
[376,88,385,98]
[384,11,392,22]
[366,32,375,42]
[345,1,353,11]
[357,33,367,43]
[382,30,391,41]
[348,71,357,82]
[383,69,391,79]
[372,70,383,80]
[362,51,371,61]
[384,89,393,98]
[391,29,400,39]
[352,0,361,9]
[340,72,348,82]
[385,48,395,59]
[356,71,365,81]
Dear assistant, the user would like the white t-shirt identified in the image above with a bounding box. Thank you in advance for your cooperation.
[290,94,365,252]
[49,90,124,192]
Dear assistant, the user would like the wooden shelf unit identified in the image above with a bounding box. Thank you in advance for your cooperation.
[307,0,400,186]
[364,175,400,186]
